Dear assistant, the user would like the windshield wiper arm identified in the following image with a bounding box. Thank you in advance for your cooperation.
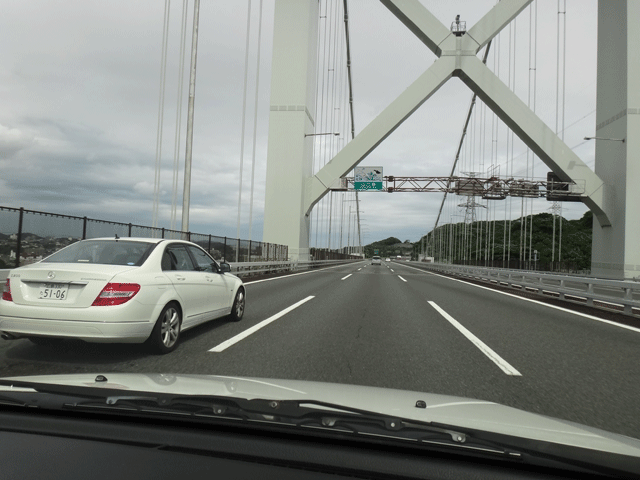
[58,394,520,457]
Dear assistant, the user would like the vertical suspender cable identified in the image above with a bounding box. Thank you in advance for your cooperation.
[248,0,264,243]
[309,1,324,253]
[315,0,330,249]
[559,0,566,264]
[323,0,339,250]
[171,0,189,231]
[153,0,171,229]
[508,19,517,266]
[236,0,252,252]
[180,0,201,234]
[528,0,537,267]
[341,0,359,254]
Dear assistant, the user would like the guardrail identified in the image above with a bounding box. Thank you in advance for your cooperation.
[229,259,360,277]
[0,259,361,284]
[402,262,640,317]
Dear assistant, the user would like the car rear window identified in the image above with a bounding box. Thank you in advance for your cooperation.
[42,240,156,266]
[373,256,380,259]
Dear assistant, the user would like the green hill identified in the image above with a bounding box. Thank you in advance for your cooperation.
[414,211,593,271]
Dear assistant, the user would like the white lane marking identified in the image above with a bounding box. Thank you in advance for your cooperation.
[428,301,522,376]
[209,296,315,352]
[390,269,394,272]
[244,261,365,285]
[341,274,352,280]
[399,263,640,334]
[398,275,407,282]
[357,268,362,271]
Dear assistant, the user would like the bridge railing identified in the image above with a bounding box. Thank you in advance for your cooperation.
[0,205,288,269]
[402,261,640,317]
[228,258,361,277]
[0,259,362,285]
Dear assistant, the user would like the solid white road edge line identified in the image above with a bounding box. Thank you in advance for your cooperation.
[398,275,407,282]
[209,296,315,352]
[341,274,352,280]
[244,261,365,285]
[398,263,640,334]
[428,301,522,376]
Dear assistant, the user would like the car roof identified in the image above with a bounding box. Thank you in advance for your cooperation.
[85,237,171,244]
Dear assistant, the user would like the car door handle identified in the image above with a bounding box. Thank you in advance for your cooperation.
[175,276,186,281]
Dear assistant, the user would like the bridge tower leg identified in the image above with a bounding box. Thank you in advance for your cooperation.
[262,0,319,261]
[591,1,640,279]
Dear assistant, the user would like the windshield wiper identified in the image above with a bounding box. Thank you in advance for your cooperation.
[0,379,517,456]
[2,379,639,477]
[34,390,523,458]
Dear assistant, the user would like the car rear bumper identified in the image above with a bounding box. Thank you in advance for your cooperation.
[0,315,152,343]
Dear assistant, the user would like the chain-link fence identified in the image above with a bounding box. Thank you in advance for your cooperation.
[0,206,288,268]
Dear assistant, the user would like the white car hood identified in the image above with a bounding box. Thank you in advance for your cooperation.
[3,372,640,458]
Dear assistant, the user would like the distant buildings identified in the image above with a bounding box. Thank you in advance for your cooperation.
[0,235,79,268]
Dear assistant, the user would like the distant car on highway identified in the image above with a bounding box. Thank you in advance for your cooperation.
[385,258,391,262]
[0,237,245,353]
[371,256,381,265]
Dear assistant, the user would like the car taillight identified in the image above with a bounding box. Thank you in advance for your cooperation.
[2,279,12,302]
[91,283,140,306]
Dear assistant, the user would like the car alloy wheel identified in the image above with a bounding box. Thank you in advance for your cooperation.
[230,289,245,322]
[151,303,182,354]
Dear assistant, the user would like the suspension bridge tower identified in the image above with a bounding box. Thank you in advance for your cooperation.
[262,0,318,260]
[591,1,640,279]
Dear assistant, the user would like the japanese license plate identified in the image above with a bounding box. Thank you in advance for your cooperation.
[39,283,68,300]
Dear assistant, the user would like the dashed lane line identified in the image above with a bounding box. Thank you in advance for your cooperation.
[429,301,522,376]
[244,262,365,285]
[209,296,315,352]
[396,263,640,335]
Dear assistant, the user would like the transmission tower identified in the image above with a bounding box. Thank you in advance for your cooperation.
[550,201,562,266]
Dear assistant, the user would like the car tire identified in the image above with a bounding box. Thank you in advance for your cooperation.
[149,303,181,354]
[229,288,245,322]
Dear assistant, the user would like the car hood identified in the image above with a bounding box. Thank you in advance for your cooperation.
[3,373,640,457]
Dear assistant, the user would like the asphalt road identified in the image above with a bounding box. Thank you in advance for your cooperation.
[1,260,640,440]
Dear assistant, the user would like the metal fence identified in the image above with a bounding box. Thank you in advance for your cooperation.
[310,247,362,261]
[0,206,288,268]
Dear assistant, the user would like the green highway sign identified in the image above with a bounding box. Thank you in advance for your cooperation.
[354,166,383,191]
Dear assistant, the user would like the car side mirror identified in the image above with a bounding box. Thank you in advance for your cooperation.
[219,262,231,273]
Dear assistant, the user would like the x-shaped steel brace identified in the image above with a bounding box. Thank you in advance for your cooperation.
[306,0,610,226]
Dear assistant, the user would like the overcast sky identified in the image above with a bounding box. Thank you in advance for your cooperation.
[0,1,598,246]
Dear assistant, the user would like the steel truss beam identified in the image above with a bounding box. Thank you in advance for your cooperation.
[305,0,611,227]
[334,176,584,199]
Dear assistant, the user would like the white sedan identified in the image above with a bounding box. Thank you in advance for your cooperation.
[0,237,245,353]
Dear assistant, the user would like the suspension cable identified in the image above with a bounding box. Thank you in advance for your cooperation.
[236,0,252,247]
[153,0,171,229]
[248,0,264,243]
[170,0,189,231]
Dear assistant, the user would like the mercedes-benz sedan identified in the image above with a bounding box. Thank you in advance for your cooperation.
[0,238,245,353]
